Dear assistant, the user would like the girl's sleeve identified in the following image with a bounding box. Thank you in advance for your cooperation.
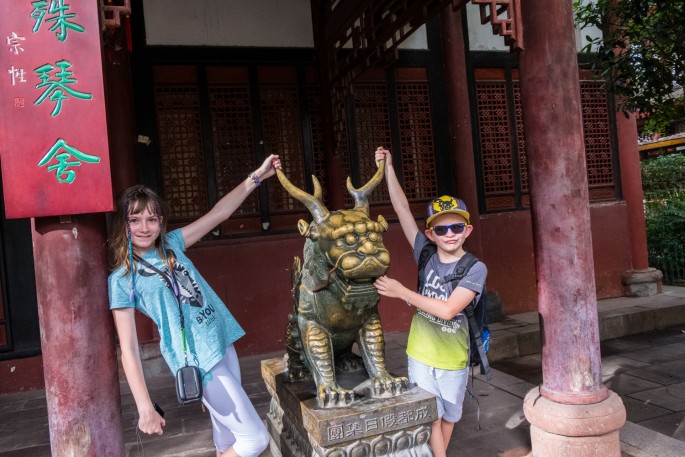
[166,229,186,252]
[109,272,135,310]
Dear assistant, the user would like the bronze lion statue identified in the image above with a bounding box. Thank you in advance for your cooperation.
[276,160,408,408]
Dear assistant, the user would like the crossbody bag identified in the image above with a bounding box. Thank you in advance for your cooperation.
[133,254,203,404]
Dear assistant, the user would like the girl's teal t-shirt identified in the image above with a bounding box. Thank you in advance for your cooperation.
[108,229,245,377]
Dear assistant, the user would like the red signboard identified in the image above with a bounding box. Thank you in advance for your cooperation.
[0,0,113,218]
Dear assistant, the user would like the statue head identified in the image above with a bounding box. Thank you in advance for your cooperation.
[276,161,390,281]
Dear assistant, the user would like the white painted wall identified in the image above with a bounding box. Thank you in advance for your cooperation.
[399,25,428,50]
[574,0,603,52]
[143,0,427,49]
[143,0,315,47]
[466,3,509,52]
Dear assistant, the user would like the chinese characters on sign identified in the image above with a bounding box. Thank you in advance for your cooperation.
[35,60,93,117]
[31,0,85,42]
[326,405,431,441]
[0,0,113,218]
[38,138,101,183]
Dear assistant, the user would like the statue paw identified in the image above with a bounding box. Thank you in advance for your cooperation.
[287,367,308,382]
[317,383,356,408]
[371,372,409,397]
[286,356,309,382]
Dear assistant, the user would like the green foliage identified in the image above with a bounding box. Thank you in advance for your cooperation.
[573,0,685,135]
[641,154,685,283]
[641,153,685,196]
[644,195,685,277]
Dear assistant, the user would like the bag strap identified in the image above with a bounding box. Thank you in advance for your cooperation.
[133,253,191,367]
[442,252,493,381]
[417,243,437,292]
[464,302,493,380]
[443,252,478,284]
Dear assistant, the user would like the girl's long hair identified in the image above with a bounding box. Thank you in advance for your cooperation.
[109,185,170,273]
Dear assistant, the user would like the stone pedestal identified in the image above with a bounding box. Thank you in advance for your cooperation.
[523,387,626,457]
[261,357,437,457]
[622,268,663,297]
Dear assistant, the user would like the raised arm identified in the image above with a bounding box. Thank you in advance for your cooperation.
[112,308,166,435]
[181,154,281,248]
[375,147,419,248]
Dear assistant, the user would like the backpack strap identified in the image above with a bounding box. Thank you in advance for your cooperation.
[443,253,493,381]
[464,302,493,380]
[417,243,437,292]
[443,253,478,284]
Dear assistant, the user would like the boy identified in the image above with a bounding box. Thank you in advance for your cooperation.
[373,147,487,457]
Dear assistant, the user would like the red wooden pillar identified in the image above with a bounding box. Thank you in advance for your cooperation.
[608,0,661,296]
[32,214,125,457]
[310,1,346,209]
[439,7,483,259]
[103,24,156,342]
[616,108,663,295]
[617,112,649,270]
[518,0,625,455]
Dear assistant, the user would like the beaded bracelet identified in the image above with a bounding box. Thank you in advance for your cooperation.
[248,172,261,187]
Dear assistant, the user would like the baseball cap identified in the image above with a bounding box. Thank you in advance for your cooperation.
[425,195,470,227]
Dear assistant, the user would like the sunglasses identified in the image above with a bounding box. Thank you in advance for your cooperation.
[431,223,466,236]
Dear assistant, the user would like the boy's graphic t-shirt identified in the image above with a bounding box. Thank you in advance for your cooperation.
[109,229,245,377]
[406,232,487,370]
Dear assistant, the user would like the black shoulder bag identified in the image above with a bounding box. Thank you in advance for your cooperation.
[133,254,203,404]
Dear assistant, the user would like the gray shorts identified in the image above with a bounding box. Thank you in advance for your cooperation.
[408,356,469,423]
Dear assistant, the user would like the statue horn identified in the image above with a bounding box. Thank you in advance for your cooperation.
[346,159,385,214]
[276,169,330,223]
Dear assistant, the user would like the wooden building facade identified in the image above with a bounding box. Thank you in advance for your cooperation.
[0,0,640,394]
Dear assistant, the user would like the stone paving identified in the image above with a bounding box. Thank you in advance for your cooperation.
[2,287,685,456]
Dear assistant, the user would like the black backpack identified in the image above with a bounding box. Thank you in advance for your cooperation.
[417,244,492,380]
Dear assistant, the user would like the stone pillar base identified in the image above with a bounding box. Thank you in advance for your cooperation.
[622,268,663,297]
[523,387,626,457]
[261,357,438,457]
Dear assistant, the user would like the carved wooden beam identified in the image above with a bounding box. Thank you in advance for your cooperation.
[99,0,131,30]
[318,0,522,90]
[471,0,524,51]
[321,0,467,87]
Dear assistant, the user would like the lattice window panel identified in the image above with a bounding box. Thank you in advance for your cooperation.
[353,83,392,204]
[581,81,615,201]
[476,81,516,210]
[154,86,208,220]
[337,96,353,208]
[476,69,617,211]
[396,81,437,201]
[208,84,258,216]
[260,84,307,212]
[512,82,529,206]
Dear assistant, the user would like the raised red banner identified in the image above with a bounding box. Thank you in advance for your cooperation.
[0,0,113,218]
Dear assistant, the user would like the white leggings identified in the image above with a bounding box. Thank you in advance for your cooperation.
[202,345,269,456]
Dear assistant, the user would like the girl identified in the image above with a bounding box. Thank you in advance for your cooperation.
[108,155,281,457]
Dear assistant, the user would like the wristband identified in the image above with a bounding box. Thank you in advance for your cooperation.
[248,172,261,187]
[406,296,412,307]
